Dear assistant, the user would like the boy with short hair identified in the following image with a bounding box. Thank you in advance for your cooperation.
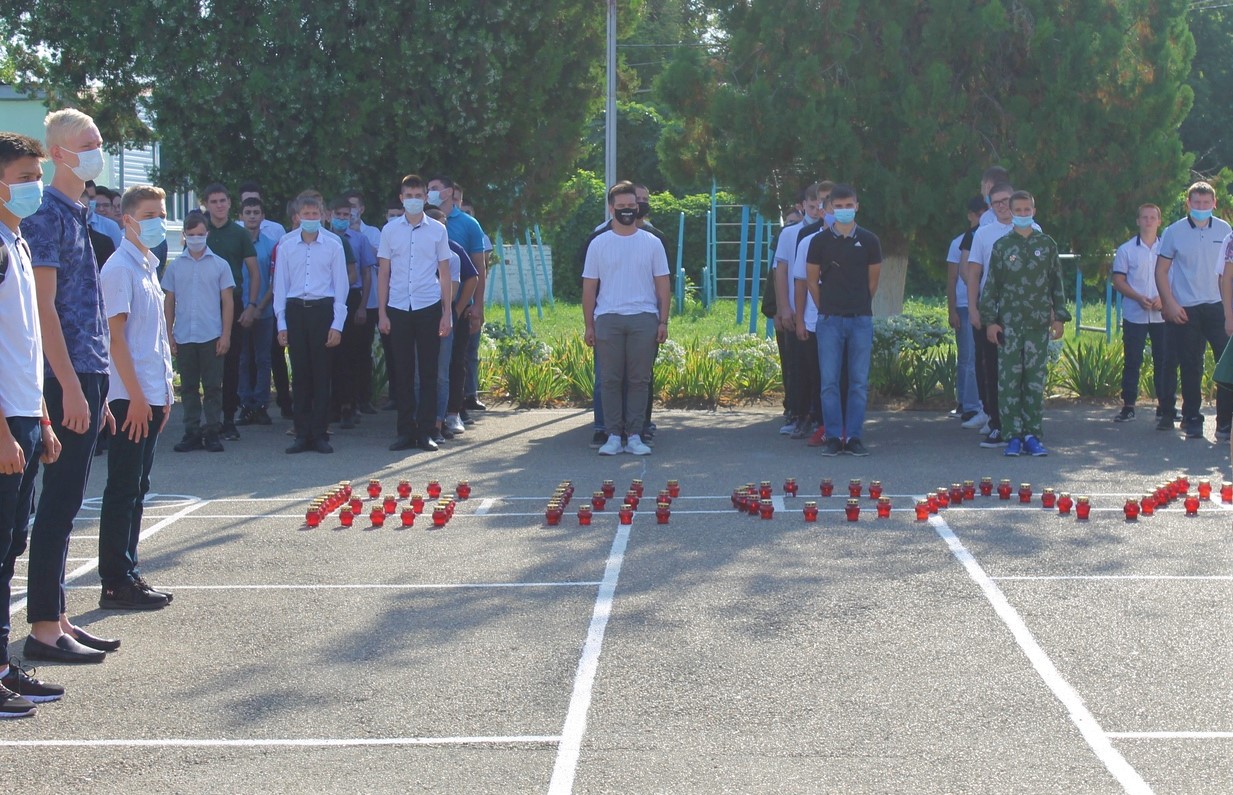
[97,185,175,609]
[162,211,235,452]
[236,197,275,426]
[978,191,1069,457]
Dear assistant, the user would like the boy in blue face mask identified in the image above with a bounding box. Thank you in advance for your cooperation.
[978,191,1069,457]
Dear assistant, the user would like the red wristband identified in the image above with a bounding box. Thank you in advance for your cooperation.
[40,418,52,427]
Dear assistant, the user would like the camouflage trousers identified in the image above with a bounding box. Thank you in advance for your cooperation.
[998,327,1050,440]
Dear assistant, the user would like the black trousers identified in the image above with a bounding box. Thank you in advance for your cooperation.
[388,302,443,439]
[222,294,245,423]
[271,334,292,412]
[973,326,1001,430]
[356,309,378,405]
[286,300,334,441]
[1162,302,1232,426]
[98,400,165,587]
[447,309,471,415]
[777,328,795,416]
[331,288,363,413]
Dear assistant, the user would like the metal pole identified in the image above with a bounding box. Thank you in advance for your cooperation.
[604,0,617,201]
[736,206,751,325]
[1104,278,1113,342]
[704,209,713,308]
[675,211,685,313]
[495,229,512,330]
[1074,265,1082,339]
[511,234,534,332]
[749,214,763,334]
[533,224,554,305]
[523,229,544,320]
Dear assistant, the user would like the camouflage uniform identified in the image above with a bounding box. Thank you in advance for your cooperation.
[978,229,1071,440]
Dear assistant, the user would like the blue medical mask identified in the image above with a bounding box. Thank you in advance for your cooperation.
[330,217,350,234]
[136,217,167,248]
[426,190,443,207]
[1011,214,1035,228]
[300,219,321,233]
[1190,208,1214,223]
[823,211,836,227]
[0,179,44,219]
[88,199,98,214]
[185,234,208,253]
[832,208,857,225]
[403,197,425,215]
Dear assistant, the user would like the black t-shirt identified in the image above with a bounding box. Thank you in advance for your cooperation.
[805,225,883,316]
[958,224,978,253]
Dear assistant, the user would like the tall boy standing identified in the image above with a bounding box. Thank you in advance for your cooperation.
[1111,204,1165,422]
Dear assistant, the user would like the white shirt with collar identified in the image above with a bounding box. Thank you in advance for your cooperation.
[100,239,174,406]
[1111,234,1163,324]
[0,223,44,417]
[272,229,349,333]
[378,213,451,312]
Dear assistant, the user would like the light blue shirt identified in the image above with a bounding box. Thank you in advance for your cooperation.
[88,211,123,246]
[1159,216,1233,307]
[101,240,174,405]
[161,247,236,344]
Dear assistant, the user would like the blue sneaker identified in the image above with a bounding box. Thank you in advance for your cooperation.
[1023,435,1048,456]
[1004,437,1022,457]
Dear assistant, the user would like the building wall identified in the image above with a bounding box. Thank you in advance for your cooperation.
[0,86,116,186]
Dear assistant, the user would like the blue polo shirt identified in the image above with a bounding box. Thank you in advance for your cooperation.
[241,232,276,320]
[21,185,110,376]
[445,206,486,257]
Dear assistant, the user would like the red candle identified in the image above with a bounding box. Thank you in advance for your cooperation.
[656,502,671,524]
[927,494,939,514]
[619,504,633,525]
[349,496,363,515]
[1140,495,1155,516]
[1155,484,1171,506]
[759,481,773,499]
[593,491,607,511]
[382,496,396,515]
[915,500,930,521]
[1177,474,1190,493]
[445,498,456,518]
[1041,488,1056,509]
[1076,497,1091,520]
[370,507,385,527]
[410,494,425,514]
[998,479,1012,500]
[397,479,411,499]
[1057,493,1073,515]
[747,495,761,516]
[936,488,950,508]
[1198,480,1212,501]
[963,480,976,501]
[305,508,321,528]
[631,479,644,497]
[1124,499,1140,520]
[367,479,381,498]
[1222,482,1233,504]
[803,501,819,522]
[339,508,354,527]
[820,478,834,497]
[783,477,798,497]
[456,481,472,500]
[339,481,352,499]
[427,480,442,499]
[949,484,963,505]
[1184,495,1200,516]
[602,480,616,498]
[869,480,883,500]
[578,506,593,526]
[845,498,860,521]
[432,506,448,527]
[876,496,891,518]
[401,508,415,527]
[666,479,680,498]
[980,477,993,497]
[545,506,562,526]
[658,489,672,506]
[759,499,774,520]
[1018,484,1033,504]
[625,492,640,511]
[848,479,862,498]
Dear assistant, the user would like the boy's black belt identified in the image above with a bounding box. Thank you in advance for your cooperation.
[287,297,332,308]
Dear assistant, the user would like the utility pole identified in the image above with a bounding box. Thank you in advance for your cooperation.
[605,0,617,205]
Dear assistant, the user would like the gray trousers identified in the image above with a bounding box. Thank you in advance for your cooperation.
[595,312,658,437]
[177,340,223,434]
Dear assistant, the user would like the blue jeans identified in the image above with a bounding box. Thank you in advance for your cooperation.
[817,314,873,440]
[435,327,454,422]
[955,307,980,413]
[465,320,481,397]
[26,372,107,622]
[1121,320,1166,409]
[0,416,41,661]
[239,315,275,409]
[98,400,165,586]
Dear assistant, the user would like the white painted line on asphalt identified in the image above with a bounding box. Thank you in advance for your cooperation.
[994,575,1233,582]
[1107,732,1233,740]
[771,495,785,513]
[9,499,208,617]
[62,581,602,591]
[5,735,562,748]
[930,515,1153,795]
[548,518,632,795]
[475,498,496,515]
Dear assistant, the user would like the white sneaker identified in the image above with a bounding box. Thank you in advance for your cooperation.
[979,422,991,435]
[444,414,465,435]
[779,421,796,435]
[624,434,652,456]
[598,435,624,456]
[960,410,989,429]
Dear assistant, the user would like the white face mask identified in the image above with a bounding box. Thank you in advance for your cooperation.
[63,146,104,182]
[426,190,443,207]
[185,235,208,253]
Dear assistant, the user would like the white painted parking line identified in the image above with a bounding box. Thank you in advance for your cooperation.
[475,498,496,515]
[549,518,632,795]
[1107,732,1233,740]
[5,735,562,748]
[62,582,601,591]
[994,575,1233,582]
[930,514,1152,795]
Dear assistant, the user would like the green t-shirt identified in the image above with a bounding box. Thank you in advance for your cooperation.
[207,218,258,288]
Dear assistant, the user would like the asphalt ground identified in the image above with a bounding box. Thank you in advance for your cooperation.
[4,402,1231,794]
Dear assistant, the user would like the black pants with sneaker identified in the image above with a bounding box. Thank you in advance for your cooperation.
[286,299,335,441]
[973,326,1001,431]
[331,288,363,415]
[1162,302,1232,428]
[356,308,378,407]
[447,309,471,415]
[222,294,246,425]
[0,416,41,662]
[271,334,292,413]
[1121,320,1167,410]
[98,401,166,587]
[388,302,443,439]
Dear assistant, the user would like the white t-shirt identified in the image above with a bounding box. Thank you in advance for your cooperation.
[1111,235,1163,324]
[0,224,43,417]
[968,219,1041,294]
[946,232,969,309]
[773,221,807,313]
[790,230,821,332]
[582,229,669,318]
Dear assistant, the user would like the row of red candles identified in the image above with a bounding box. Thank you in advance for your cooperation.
[550,479,684,526]
[305,479,470,528]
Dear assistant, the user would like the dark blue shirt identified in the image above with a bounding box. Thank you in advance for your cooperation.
[20,186,109,375]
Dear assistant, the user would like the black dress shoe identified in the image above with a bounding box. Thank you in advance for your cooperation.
[388,436,416,451]
[72,627,121,652]
[23,634,106,663]
[418,435,439,452]
[312,438,334,454]
[99,582,168,610]
[463,396,487,411]
[356,401,377,415]
[286,437,311,454]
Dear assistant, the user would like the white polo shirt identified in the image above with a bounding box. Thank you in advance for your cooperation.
[1159,216,1233,307]
[773,221,807,313]
[378,214,451,312]
[100,240,174,406]
[0,223,43,418]
[946,232,969,309]
[790,229,823,332]
[1111,235,1163,324]
[582,228,669,317]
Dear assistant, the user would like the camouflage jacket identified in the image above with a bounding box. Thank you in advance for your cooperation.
[978,228,1071,331]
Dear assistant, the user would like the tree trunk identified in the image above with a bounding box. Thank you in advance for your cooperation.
[872,251,908,317]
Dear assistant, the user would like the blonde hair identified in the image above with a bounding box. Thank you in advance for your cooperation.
[44,108,97,149]
[121,185,166,216]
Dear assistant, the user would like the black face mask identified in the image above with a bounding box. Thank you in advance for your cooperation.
[636,201,650,219]
[614,208,638,226]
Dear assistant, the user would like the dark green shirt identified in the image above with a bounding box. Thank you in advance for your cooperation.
[207,218,257,289]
